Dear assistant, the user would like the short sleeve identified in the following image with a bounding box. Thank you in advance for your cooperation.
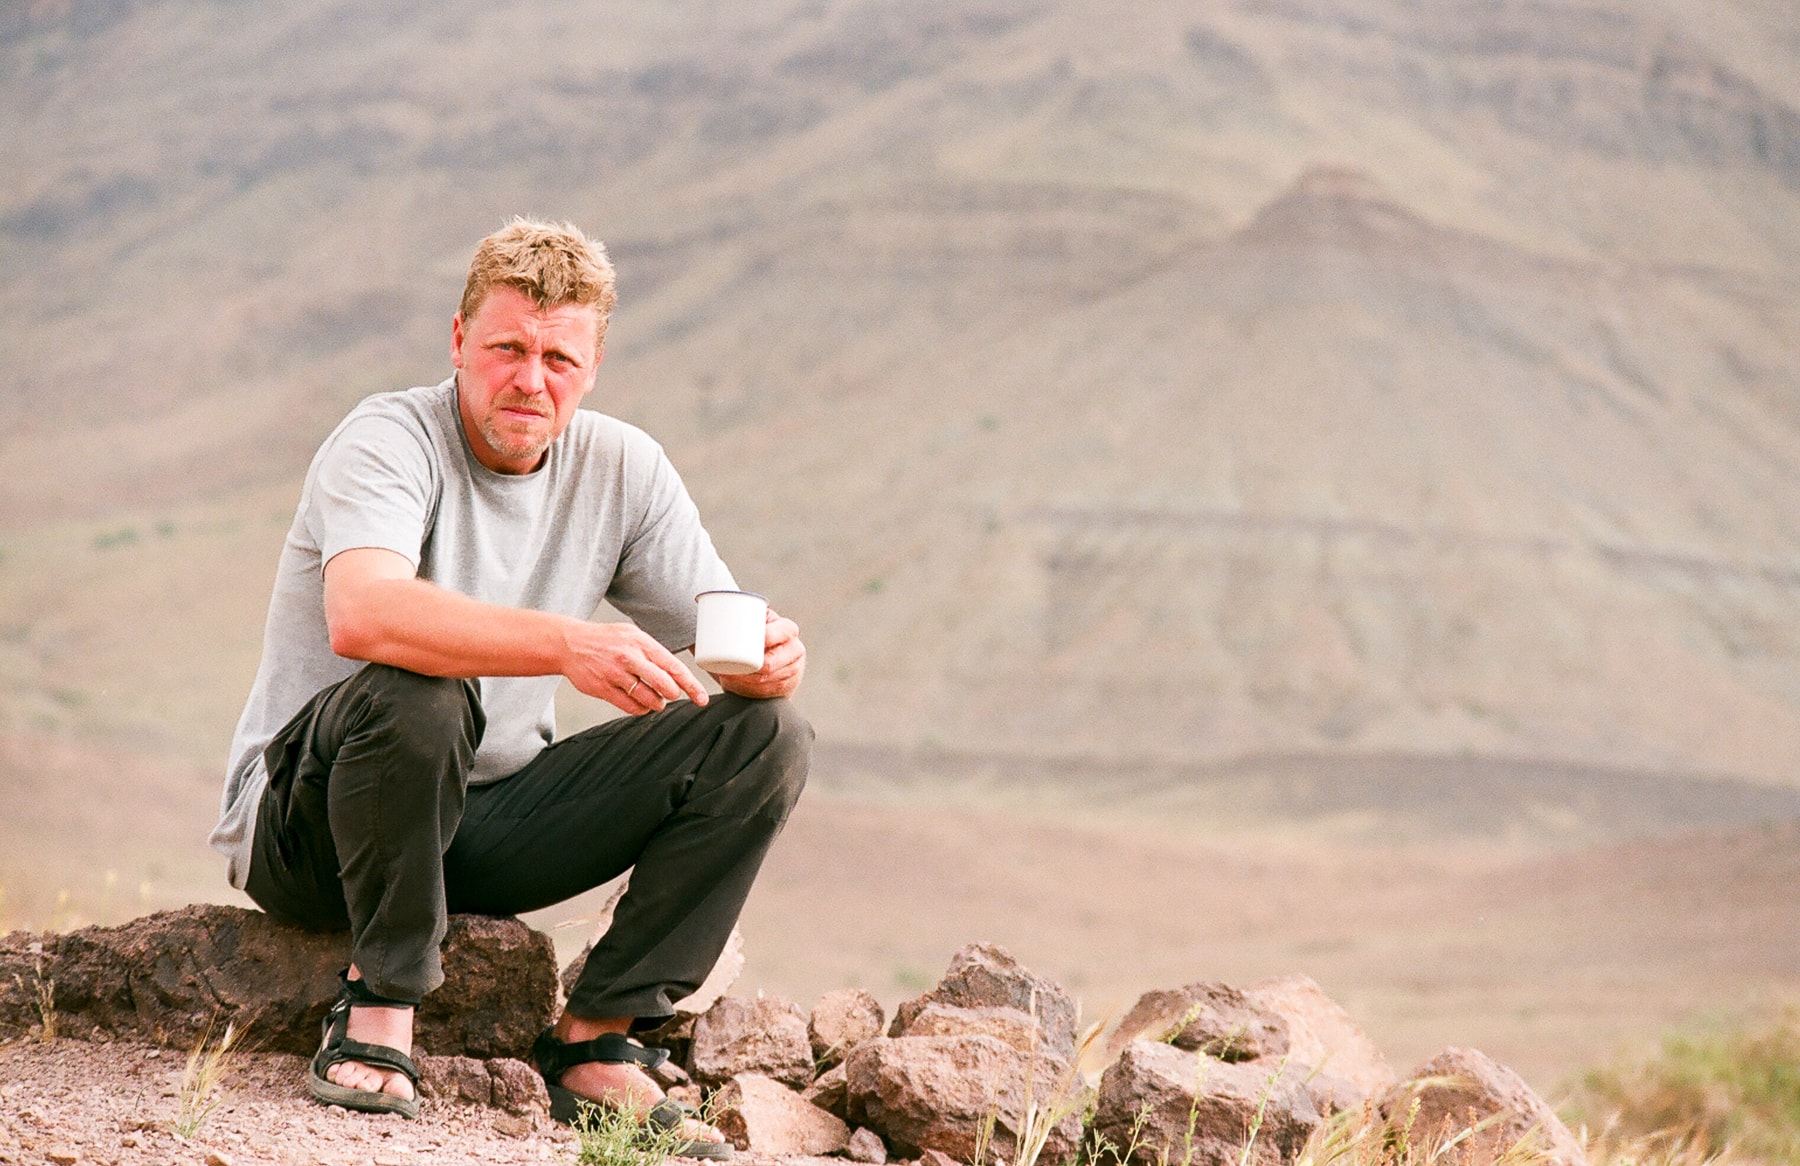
[605,436,736,650]
[306,413,439,569]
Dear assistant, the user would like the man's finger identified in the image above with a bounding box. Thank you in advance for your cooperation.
[640,644,708,706]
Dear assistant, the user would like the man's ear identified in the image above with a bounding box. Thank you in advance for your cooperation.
[450,312,466,368]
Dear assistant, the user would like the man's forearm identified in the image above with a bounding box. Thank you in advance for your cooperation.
[327,574,575,679]
[323,547,709,711]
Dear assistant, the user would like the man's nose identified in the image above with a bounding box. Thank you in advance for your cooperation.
[517,355,549,393]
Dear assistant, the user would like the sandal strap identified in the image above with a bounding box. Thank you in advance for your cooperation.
[327,1036,420,1086]
[532,1028,670,1081]
[645,1096,694,1133]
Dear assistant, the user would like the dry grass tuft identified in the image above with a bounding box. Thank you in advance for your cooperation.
[174,1016,244,1139]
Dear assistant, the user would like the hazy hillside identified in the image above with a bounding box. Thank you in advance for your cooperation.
[3,0,1800,800]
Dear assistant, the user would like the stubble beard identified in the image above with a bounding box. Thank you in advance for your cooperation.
[478,412,553,466]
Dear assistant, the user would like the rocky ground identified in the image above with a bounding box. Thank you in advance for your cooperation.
[0,1035,836,1166]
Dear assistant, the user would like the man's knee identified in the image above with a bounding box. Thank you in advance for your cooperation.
[353,665,484,771]
[717,695,812,819]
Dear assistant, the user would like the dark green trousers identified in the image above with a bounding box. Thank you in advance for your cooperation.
[245,663,811,1019]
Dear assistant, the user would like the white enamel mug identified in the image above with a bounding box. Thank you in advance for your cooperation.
[694,589,768,675]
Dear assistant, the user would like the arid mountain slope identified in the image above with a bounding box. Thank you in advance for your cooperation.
[1,0,1798,792]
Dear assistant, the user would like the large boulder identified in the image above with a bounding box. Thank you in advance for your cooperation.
[1092,1039,1321,1166]
[1103,982,1288,1065]
[714,1072,852,1155]
[0,905,558,1058]
[809,987,886,1070]
[1244,974,1395,1106]
[890,943,1078,1062]
[1379,1047,1587,1166]
[844,1033,1083,1164]
[689,994,815,1089]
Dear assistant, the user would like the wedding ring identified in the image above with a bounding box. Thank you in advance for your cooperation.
[626,679,641,698]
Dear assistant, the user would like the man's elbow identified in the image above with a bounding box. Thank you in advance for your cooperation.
[326,611,381,661]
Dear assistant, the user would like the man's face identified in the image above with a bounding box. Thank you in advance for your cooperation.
[451,284,603,474]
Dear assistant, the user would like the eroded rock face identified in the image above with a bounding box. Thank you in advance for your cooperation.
[844,1033,1081,1164]
[902,1003,1044,1054]
[802,1061,851,1119]
[1104,982,1288,1065]
[713,1072,851,1155]
[1244,973,1395,1110]
[890,943,1078,1062]
[416,916,560,1059]
[689,995,815,1089]
[1093,1040,1321,1166]
[809,987,885,1069]
[1379,1047,1587,1166]
[418,1055,549,1116]
[0,905,558,1058]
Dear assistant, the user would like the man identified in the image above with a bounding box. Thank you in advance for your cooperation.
[210,218,810,1152]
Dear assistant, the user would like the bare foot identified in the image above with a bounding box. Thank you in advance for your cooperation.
[551,1015,724,1143]
[326,970,415,1103]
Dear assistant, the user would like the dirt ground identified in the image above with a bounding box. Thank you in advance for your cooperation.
[0,1037,854,1166]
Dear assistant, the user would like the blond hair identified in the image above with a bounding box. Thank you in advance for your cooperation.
[459,217,618,344]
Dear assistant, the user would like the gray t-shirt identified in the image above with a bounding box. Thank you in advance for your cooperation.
[209,376,735,889]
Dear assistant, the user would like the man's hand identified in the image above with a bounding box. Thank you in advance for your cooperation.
[562,620,710,714]
[323,547,709,715]
[713,609,805,699]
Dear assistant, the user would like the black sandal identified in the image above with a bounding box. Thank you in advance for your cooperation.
[307,971,422,1120]
[532,1028,733,1159]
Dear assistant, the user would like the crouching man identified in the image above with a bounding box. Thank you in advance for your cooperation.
[210,218,810,1156]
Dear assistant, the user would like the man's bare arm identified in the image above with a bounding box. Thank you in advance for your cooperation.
[323,547,708,714]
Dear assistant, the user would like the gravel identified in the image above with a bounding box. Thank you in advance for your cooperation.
[2,1034,588,1166]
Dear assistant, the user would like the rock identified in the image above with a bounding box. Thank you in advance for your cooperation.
[846,1126,889,1163]
[890,943,1078,1062]
[637,1013,697,1070]
[0,932,55,1036]
[1103,982,1287,1065]
[714,1072,852,1154]
[492,1113,532,1138]
[416,916,560,1059]
[418,1054,493,1105]
[21,905,345,1054]
[919,1150,962,1166]
[902,1003,1044,1054]
[844,1034,1081,1164]
[810,988,885,1069]
[1379,1047,1587,1166]
[1301,1070,1368,1118]
[802,1061,851,1119]
[0,905,559,1058]
[1244,974,1395,1104]
[487,1056,551,1117]
[690,995,815,1088]
[1092,1040,1320,1166]
[560,881,745,1016]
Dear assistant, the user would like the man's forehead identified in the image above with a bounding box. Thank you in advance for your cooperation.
[468,286,601,336]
